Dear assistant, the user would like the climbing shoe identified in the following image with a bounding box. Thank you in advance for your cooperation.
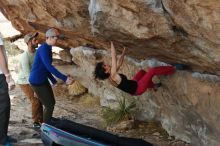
[153,83,162,91]
[33,122,41,130]
[171,63,191,70]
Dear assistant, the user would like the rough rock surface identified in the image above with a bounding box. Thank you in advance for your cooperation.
[0,0,220,75]
[69,46,220,146]
[1,0,220,146]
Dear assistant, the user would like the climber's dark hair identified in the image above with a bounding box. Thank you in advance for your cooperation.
[94,62,110,80]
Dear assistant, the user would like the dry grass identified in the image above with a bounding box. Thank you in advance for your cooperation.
[68,80,87,96]
[78,93,100,107]
[53,84,69,98]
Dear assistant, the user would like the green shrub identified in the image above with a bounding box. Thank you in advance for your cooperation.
[101,98,136,126]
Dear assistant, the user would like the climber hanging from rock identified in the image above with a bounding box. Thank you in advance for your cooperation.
[94,41,178,96]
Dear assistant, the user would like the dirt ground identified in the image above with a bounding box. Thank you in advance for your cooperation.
[5,35,188,146]
[8,83,104,146]
[1,12,188,146]
[8,81,189,146]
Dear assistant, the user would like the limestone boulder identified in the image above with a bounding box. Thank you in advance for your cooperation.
[70,46,220,146]
[0,0,220,74]
[1,0,220,145]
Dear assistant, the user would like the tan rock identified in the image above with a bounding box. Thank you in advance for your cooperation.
[69,46,220,146]
[1,0,220,145]
[0,0,220,74]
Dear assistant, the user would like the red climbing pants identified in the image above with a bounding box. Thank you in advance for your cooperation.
[132,66,175,95]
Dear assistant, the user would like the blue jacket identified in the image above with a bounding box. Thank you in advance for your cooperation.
[29,42,67,85]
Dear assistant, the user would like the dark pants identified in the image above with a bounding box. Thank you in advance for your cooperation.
[0,74,10,145]
[31,81,55,124]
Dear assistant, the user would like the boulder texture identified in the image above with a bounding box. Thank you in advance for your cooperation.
[69,46,220,146]
[0,0,220,145]
[0,0,220,75]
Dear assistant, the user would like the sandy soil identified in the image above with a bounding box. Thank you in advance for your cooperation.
[8,82,189,146]
[1,12,188,146]
[7,55,189,146]
[8,83,104,146]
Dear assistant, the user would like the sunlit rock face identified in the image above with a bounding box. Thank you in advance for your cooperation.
[1,0,220,145]
[0,0,220,75]
[70,46,220,146]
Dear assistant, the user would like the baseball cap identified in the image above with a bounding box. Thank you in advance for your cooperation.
[24,32,39,43]
[45,28,64,39]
